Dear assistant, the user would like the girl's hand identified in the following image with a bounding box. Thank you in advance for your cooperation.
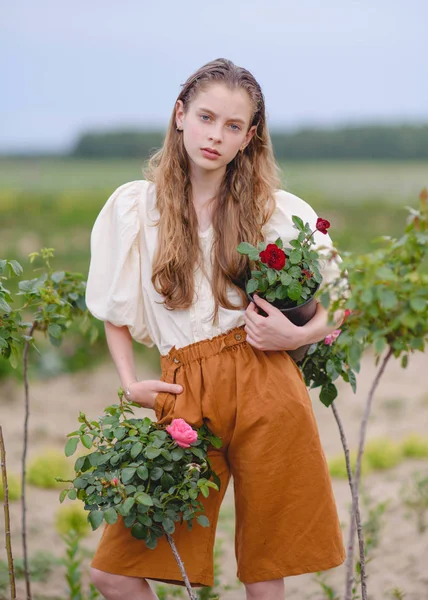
[244,295,306,352]
[127,380,184,409]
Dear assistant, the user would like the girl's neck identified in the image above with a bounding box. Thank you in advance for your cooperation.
[189,162,225,210]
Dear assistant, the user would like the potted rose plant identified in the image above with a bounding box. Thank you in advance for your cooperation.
[237,215,332,362]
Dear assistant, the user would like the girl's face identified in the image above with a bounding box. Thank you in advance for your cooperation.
[175,83,256,174]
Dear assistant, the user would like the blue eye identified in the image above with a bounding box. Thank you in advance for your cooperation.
[201,115,211,121]
[230,124,241,131]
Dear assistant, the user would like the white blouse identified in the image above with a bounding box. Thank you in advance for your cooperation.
[85,180,342,355]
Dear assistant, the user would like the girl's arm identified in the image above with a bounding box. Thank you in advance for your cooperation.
[104,322,138,389]
[104,321,183,407]
[243,295,344,352]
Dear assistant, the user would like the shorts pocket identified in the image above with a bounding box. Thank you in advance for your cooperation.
[153,390,170,421]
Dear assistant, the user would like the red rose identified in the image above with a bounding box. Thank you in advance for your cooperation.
[344,309,352,321]
[302,269,312,279]
[316,217,331,235]
[259,244,286,270]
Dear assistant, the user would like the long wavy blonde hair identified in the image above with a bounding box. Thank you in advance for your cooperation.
[145,58,281,322]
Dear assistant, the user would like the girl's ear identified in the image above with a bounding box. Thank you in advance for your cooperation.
[175,100,185,130]
[243,124,257,148]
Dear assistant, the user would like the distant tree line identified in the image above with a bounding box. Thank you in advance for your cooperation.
[71,124,428,160]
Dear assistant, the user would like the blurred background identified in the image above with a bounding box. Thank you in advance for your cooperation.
[1,2,428,598]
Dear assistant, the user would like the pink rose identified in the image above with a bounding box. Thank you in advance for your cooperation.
[111,478,119,486]
[166,418,198,448]
[324,329,342,346]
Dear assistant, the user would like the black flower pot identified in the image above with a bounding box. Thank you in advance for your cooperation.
[247,286,319,364]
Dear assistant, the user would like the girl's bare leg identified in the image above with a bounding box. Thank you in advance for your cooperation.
[90,568,158,600]
[245,578,285,600]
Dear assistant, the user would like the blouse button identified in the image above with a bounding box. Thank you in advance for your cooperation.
[234,333,242,341]
[173,357,180,364]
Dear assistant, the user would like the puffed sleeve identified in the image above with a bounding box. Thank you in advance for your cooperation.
[267,189,347,298]
[85,180,154,347]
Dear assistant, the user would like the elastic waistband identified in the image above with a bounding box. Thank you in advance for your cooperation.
[160,325,247,371]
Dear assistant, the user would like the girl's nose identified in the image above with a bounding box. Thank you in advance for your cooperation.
[209,127,223,143]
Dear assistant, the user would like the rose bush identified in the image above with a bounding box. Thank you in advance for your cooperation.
[59,398,222,550]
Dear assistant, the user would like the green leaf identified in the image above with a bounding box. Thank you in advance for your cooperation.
[162,517,175,534]
[287,280,302,302]
[150,467,163,481]
[378,289,398,310]
[136,465,149,480]
[51,271,65,283]
[237,242,258,255]
[171,448,184,461]
[113,427,127,440]
[274,285,287,300]
[348,370,357,393]
[410,297,427,313]
[8,260,23,276]
[0,296,12,312]
[73,477,87,489]
[320,383,338,407]
[135,492,154,506]
[289,249,302,265]
[88,510,104,530]
[131,522,147,540]
[246,278,259,294]
[145,447,162,460]
[197,515,210,528]
[251,270,263,279]
[145,535,158,549]
[137,514,153,527]
[208,434,222,449]
[47,323,62,339]
[65,437,79,457]
[376,266,396,281]
[74,455,86,471]
[258,277,268,293]
[81,434,92,450]
[292,215,305,230]
[67,489,77,500]
[373,337,387,355]
[121,497,135,516]
[59,489,68,503]
[348,341,362,370]
[274,237,283,249]
[121,468,137,484]
[361,288,373,304]
[104,507,118,525]
[130,442,143,459]
[280,272,292,286]
[267,269,277,285]
[288,266,301,278]
[124,514,136,528]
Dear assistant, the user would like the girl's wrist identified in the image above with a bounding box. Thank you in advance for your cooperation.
[124,378,138,401]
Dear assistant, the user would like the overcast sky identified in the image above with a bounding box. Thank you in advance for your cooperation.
[2,0,427,153]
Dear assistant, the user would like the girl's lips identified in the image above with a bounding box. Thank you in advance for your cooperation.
[201,148,221,160]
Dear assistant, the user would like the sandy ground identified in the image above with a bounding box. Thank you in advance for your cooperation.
[1,349,427,600]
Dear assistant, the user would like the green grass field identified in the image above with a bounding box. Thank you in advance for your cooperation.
[0,157,426,202]
[1,158,426,269]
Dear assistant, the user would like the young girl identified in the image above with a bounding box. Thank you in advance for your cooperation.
[85,58,346,600]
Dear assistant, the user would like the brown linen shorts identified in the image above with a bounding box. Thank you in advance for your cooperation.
[91,325,346,587]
